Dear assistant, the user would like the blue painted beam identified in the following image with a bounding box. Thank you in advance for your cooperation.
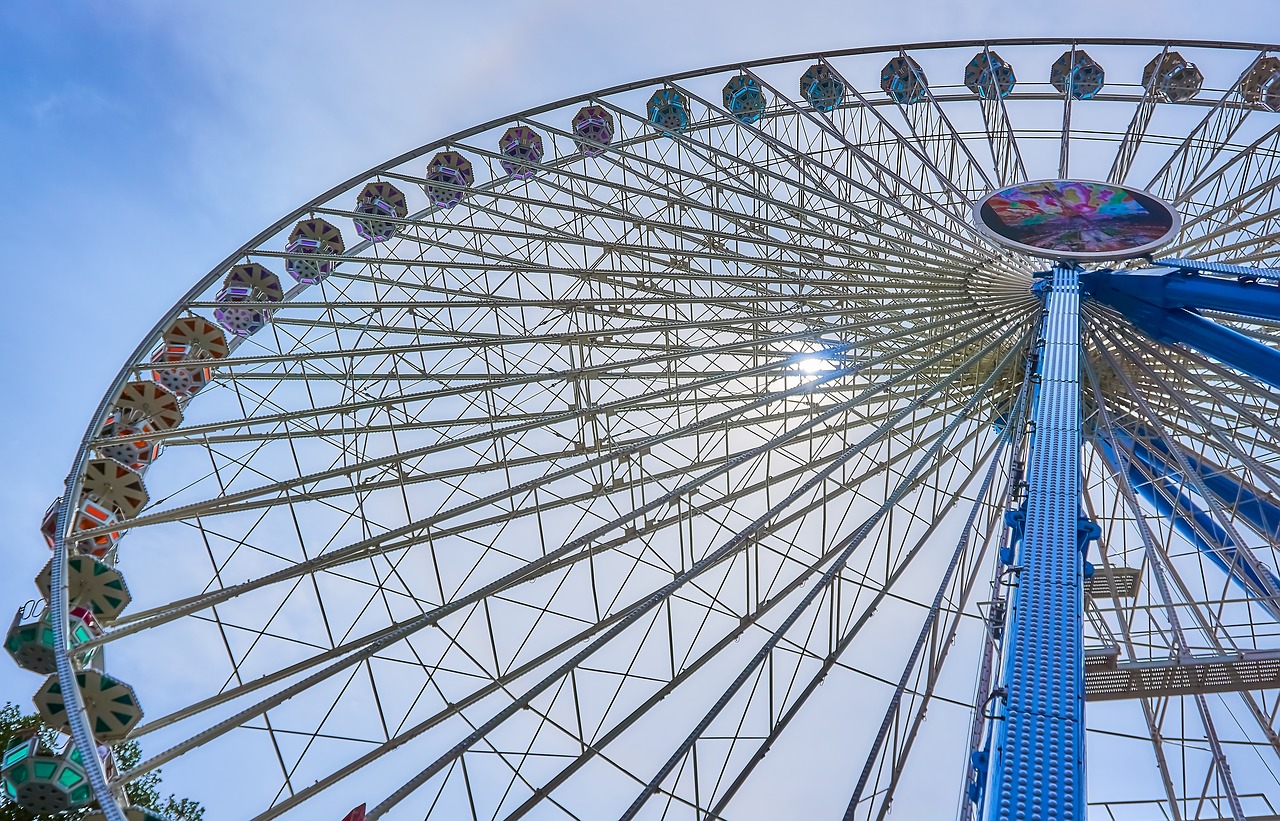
[1080,276,1280,390]
[1117,423,1280,543]
[1152,256,1280,282]
[1087,268,1280,321]
[1093,432,1280,621]
[986,265,1085,821]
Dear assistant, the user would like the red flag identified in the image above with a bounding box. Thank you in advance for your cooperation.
[341,806,366,821]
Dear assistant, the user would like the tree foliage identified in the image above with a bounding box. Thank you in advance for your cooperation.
[0,703,203,821]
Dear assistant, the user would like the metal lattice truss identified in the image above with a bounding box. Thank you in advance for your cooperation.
[29,38,1280,821]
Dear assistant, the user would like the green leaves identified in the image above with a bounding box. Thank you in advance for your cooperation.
[0,703,203,821]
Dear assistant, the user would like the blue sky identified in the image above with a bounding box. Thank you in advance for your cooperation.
[4,0,1280,814]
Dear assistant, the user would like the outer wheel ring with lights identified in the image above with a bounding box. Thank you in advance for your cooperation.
[17,38,1280,821]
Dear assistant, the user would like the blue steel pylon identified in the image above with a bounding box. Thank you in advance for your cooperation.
[985,263,1088,821]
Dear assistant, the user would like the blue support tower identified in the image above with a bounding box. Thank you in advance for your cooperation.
[1132,428,1280,541]
[987,264,1086,821]
[1093,430,1280,621]
[1082,269,1280,390]
[1087,267,1280,322]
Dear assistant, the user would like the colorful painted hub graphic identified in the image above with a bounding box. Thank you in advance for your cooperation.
[973,179,1180,261]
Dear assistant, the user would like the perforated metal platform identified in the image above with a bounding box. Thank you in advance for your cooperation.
[1084,651,1280,701]
[1084,566,1141,599]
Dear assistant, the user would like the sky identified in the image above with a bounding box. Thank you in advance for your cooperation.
[4,0,1280,816]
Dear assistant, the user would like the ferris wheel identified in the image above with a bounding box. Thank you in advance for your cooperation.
[10,35,1280,821]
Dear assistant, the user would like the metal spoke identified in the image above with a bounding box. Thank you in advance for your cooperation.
[28,40,1280,821]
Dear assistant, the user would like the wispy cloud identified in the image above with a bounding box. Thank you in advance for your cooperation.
[29,82,116,124]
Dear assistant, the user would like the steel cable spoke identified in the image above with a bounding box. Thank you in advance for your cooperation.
[33,40,1280,821]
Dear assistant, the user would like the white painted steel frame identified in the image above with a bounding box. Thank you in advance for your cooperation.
[36,38,1280,821]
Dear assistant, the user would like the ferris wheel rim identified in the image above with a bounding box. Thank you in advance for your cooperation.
[64,35,1276,443]
[53,37,1269,488]
[34,36,1280,820]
